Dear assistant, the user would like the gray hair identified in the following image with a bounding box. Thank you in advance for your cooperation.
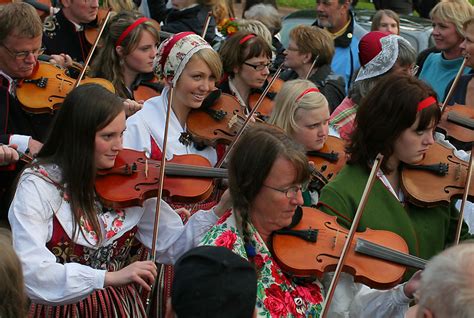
[417,243,474,318]
[243,3,282,35]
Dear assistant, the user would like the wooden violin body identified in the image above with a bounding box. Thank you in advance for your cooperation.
[133,74,163,101]
[307,135,347,192]
[16,62,115,113]
[401,141,473,207]
[248,76,283,116]
[186,93,248,146]
[95,149,227,208]
[437,104,474,144]
[272,207,421,289]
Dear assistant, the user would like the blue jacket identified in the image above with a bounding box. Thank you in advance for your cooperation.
[313,11,367,92]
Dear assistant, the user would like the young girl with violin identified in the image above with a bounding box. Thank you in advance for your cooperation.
[218,31,274,115]
[319,74,471,279]
[268,79,346,204]
[7,84,228,316]
[90,11,162,106]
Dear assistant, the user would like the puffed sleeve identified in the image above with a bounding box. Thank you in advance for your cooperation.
[136,198,218,265]
[8,173,106,305]
[123,109,152,154]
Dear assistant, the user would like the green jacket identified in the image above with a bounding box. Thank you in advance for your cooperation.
[318,163,470,280]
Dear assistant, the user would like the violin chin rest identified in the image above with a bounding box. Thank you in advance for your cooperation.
[201,89,222,109]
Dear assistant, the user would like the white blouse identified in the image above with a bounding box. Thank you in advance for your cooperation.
[8,164,218,305]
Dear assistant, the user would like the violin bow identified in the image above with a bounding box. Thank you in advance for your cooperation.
[441,57,466,113]
[215,62,284,168]
[145,86,175,314]
[304,55,319,80]
[454,145,474,244]
[74,9,112,88]
[201,11,213,38]
[320,153,384,318]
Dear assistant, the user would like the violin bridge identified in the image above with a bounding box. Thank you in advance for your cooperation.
[455,164,461,180]
[228,114,238,128]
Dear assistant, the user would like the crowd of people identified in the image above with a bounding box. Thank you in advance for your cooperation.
[1,0,474,317]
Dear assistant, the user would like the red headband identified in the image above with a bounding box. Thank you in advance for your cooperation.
[115,17,150,47]
[296,88,320,102]
[239,34,256,45]
[417,96,437,112]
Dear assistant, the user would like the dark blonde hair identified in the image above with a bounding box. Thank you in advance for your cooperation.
[430,0,474,37]
[90,11,160,98]
[219,32,272,76]
[371,10,400,34]
[0,229,27,318]
[289,25,335,67]
[0,2,42,43]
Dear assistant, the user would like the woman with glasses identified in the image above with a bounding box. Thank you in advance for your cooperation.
[280,25,346,113]
[200,123,423,317]
[330,31,417,141]
[217,31,274,114]
[90,11,161,115]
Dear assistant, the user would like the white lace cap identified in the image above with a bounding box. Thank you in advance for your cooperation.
[355,35,410,82]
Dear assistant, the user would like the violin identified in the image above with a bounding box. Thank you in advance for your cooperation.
[186,92,250,146]
[84,8,109,46]
[95,148,227,208]
[272,206,426,289]
[307,135,347,192]
[132,74,164,101]
[16,61,115,113]
[400,141,473,207]
[437,103,474,144]
[248,75,284,116]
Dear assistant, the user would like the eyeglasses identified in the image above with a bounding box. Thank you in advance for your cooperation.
[243,62,272,71]
[1,44,45,60]
[263,184,305,199]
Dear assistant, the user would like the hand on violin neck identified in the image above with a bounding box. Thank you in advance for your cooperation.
[123,99,143,117]
[48,53,73,69]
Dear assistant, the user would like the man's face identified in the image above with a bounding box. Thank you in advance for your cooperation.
[316,0,350,33]
[62,0,99,24]
[0,34,42,79]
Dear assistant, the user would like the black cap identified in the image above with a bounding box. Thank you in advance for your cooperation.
[172,246,257,318]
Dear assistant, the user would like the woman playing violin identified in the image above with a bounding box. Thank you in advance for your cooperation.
[268,79,344,204]
[8,84,228,316]
[90,11,162,107]
[123,32,222,171]
[218,31,273,113]
[200,124,420,318]
[319,74,471,277]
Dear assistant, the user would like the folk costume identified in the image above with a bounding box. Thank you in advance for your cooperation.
[201,210,414,318]
[0,69,55,217]
[8,164,219,317]
[42,10,94,63]
[123,32,222,317]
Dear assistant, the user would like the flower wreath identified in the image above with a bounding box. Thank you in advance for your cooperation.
[217,17,239,37]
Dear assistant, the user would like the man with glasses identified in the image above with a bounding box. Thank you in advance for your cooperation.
[42,0,99,63]
[312,0,367,92]
[0,3,57,219]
